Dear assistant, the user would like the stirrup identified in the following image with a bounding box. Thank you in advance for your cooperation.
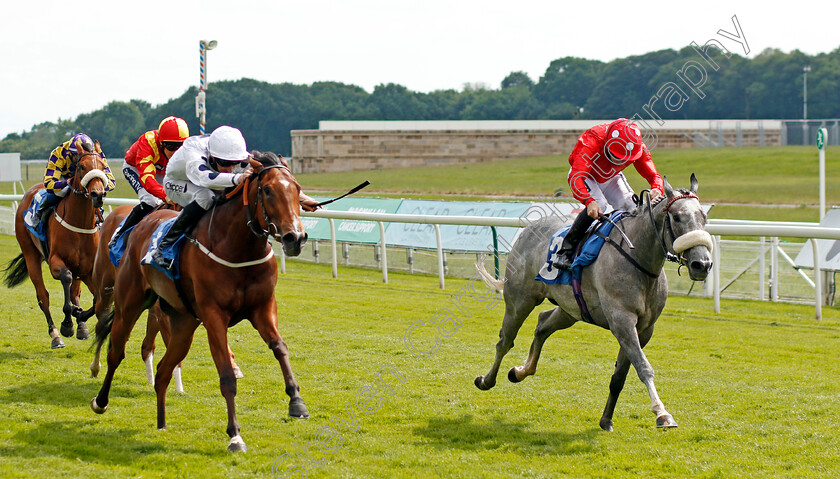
[552,255,574,271]
[152,249,173,270]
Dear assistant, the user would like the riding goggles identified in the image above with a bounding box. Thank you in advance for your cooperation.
[162,141,183,151]
[215,157,250,168]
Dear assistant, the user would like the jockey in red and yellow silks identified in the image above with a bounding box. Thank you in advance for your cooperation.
[554,118,664,271]
[108,116,190,249]
[26,133,116,229]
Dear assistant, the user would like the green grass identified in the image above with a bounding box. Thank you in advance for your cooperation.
[1,235,839,478]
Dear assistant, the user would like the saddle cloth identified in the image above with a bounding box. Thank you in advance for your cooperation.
[108,216,137,267]
[139,218,188,280]
[535,211,623,286]
[23,189,49,241]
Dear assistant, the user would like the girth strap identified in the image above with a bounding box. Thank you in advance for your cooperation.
[596,233,660,279]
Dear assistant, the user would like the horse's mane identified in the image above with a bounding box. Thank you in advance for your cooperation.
[250,150,289,168]
[626,187,691,217]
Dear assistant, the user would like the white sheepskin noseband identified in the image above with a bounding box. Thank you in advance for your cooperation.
[81,169,109,188]
[673,229,713,254]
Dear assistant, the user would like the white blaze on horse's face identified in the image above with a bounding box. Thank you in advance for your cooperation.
[667,195,713,281]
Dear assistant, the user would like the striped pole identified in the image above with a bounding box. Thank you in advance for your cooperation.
[199,41,207,134]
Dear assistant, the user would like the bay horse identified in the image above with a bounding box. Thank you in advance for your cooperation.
[89,204,243,390]
[3,142,110,349]
[91,151,309,452]
[474,175,713,431]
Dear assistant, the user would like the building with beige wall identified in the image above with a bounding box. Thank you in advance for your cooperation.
[290,120,782,173]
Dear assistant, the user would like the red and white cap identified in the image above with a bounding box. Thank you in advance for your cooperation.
[605,118,644,162]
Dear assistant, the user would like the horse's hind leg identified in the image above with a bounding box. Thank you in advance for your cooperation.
[474,293,541,391]
[599,348,630,432]
[509,307,577,383]
[608,320,676,429]
[70,279,94,340]
[20,250,63,349]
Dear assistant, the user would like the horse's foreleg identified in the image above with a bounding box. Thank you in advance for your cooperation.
[600,348,631,432]
[71,279,94,340]
[609,321,676,429]
[509,307,576,383]
[204,317,247,452]
[142,306,162,386]
[51,263,75,338]
[250,302,308,420]
[92,308,134,414]
[154,315,198,430]
[22,252,62,348]
[475,295,538,391]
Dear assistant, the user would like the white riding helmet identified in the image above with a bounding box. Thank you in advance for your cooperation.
[208,126,249,161]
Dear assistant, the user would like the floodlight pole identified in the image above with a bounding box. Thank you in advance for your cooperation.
[197,39,218,134]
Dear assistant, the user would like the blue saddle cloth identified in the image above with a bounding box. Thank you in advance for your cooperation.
[139,218,188,280]
[535,211,623,286]
[108,217,137,267]
[23,190,49,242]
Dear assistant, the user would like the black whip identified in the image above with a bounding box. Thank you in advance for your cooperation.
[311,181,371,208]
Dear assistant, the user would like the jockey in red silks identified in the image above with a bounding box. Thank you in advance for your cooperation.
[554,118,665,270]
[108,116,190,249]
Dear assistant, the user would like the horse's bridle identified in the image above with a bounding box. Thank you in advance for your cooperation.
[643,189,700,270]
[70,152,107,198]
[235,164,295,239]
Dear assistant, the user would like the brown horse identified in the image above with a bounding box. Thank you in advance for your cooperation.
[91,151,308,452]
[89,204,243,390]
[3,143,109,349]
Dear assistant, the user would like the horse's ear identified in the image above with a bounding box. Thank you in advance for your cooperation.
[74,138,85,156]
[663,175,674,197]
[689,173,698,194]
[94,140,102,155]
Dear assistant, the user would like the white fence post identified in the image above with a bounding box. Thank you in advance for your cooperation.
[812,238,822,320]
[770,237,779,302]
[713,235,721,313]
[434,224,445,289]
[759,236,766,300]
[329,218,338,279]
[378,221,388,283]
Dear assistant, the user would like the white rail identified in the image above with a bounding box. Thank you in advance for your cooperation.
[0,194,834,318]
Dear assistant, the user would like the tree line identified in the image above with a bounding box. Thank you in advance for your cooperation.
[2,45,839,159]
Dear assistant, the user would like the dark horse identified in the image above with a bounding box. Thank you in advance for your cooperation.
[474,175,713,431]
[89,204,242,390]
[91,152,309,452]
[3,142,109,349]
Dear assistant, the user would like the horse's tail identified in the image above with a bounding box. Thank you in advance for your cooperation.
[2,254,29,288]
[475,255,505,294]
[93,309,115,351]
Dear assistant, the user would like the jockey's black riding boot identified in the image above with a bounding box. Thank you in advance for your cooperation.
[553,211,595,270]
[29,193,61,228]
[108,202,153,249]
[151,201,206,270]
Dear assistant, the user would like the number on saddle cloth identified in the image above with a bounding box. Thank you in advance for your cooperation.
[535,211,623,286]
[23,190,50,242]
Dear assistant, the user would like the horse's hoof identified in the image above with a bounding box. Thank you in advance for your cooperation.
[289,397,309,418]
[51,337,65,349]
[656,414,678,428]
[227,435,247,452]
[599,418,614,432]
[91,397,107,414]
[233,366,244,379]
[507,367,522,383]
[60,322,74,338]
[474,376,494,390]
[76,322,90,340]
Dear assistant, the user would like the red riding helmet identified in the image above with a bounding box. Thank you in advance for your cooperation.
[158,116,190,143]
[605,118,644,163]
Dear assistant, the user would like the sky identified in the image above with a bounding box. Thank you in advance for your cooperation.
[2,0,839,139]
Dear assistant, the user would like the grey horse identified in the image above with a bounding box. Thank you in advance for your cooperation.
[474,174,713,431]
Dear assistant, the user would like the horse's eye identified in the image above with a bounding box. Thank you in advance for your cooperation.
[673,214,682,223]
[262,186,271,195]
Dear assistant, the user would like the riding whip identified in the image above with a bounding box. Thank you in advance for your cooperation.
[311,181,371,208]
